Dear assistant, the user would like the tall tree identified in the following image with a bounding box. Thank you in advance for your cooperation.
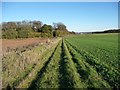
[32,21,42,32]
[2,22,17,30]
[41,24,53,37]
[56,22,68,31]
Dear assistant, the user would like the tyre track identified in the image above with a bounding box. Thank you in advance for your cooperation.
[59,40,85,88]
[16,38,59,88]
[37,40,62,88]
[28,41,61,89]
[16,39,61,88]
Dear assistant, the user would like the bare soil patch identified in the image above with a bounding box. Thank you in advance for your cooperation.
[1,38,50,53]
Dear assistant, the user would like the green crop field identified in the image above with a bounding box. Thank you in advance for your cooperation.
[65,33,119,88]
[2,33,119,89]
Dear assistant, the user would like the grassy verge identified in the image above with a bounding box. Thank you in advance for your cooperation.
[2,38,61,88]
[28,40,62,89]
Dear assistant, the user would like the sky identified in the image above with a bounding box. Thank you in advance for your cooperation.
[2,2,118,32]
[1,0,120,2]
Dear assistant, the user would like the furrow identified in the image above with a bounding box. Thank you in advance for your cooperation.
[65,40,111,88]
[65,40,120,88]
[59,40,85,88]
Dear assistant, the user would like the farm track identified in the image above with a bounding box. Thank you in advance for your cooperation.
[3,37,119,89]
[28,40,85,89]
[59,40,85,88]
[65,40,120,88]
[27,39,118,89]
[17,42,59,88]
[28,39,111,89]
[28,41,62,89]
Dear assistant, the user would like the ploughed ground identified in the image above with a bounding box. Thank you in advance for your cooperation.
[2,38,51,54]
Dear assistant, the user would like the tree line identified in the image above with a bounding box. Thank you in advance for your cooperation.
[2,20,74,39]
[92,29,120,34]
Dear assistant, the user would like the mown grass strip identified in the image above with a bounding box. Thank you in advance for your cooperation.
[28,40,61,89]
[59,40,85,88]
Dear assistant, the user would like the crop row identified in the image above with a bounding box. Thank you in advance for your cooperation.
[27,39,113,89]
[65,39,120,88]
[65,40,110,88]
[28,40,85,89]
[27,38,119,88]
[65,34,118,70]
[60,40,85,88]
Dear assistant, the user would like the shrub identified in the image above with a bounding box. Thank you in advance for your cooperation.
[2,29,18,39]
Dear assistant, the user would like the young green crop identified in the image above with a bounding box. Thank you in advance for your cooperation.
[65,34,118,70]
[65,33,119,88]
[65,40,111,88]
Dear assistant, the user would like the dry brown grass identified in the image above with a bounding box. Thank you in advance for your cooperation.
[2,37,61,88]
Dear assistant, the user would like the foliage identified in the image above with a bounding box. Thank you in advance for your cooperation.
[2,22,17,30]
[40,24,53,37]
[2,21,71,39]
[32,21,42,32]
[54,22,69,36]
[2,29,18,39]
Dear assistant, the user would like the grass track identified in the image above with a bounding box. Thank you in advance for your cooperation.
[17,41,59,88]
[28,39,85,89]
[28,40,62,89]
[59,40,85,88]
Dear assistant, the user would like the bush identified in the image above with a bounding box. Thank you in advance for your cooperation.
[17,29,29,38]
[2,29,18,39]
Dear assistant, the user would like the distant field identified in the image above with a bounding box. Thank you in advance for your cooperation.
[2,38,50,54]
[65,33,118,70]
[2,33,119,89]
